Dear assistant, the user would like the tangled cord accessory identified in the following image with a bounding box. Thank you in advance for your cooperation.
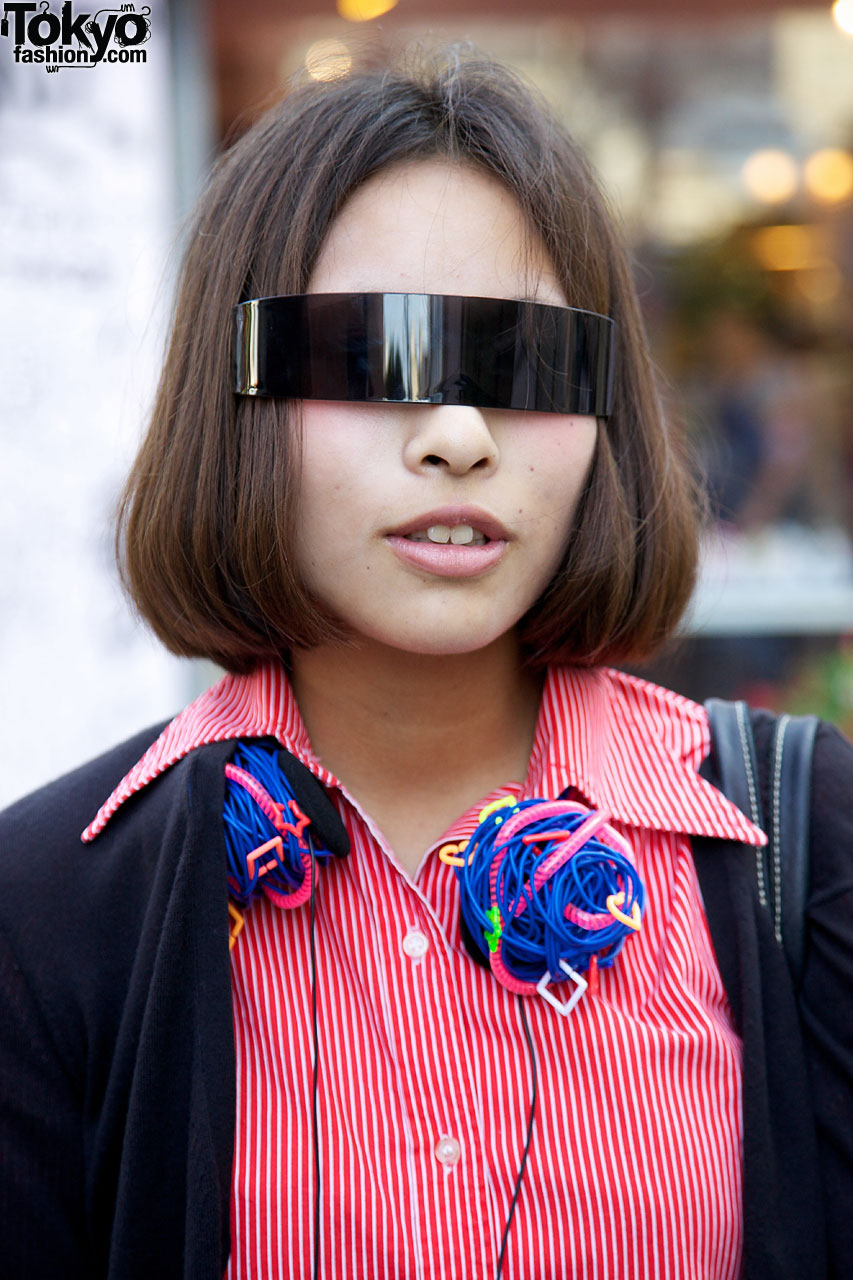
[223,741,350,1280]
[443,796,645,1015]
[223,743,348,914]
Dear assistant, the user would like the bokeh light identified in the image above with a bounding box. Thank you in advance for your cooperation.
[741,149,799,203]
[751,224,820,271]
[337,0,399,20]
[803,148,853,204]
[832,0,853,37]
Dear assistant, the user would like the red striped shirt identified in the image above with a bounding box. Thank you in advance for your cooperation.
[84,663,766,1278]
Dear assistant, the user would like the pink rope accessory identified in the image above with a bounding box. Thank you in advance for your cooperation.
[224,753,317,909]
[453,796,646,1014]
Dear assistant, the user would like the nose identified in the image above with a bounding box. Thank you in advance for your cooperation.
[403,404,500,476]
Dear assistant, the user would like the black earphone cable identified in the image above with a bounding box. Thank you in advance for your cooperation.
[309,832,321,1280]
[306,830,537,1280]
[495,996,539,1279]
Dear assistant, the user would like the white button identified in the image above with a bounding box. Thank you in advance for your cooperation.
[434,1135,461,1167]
[403,930,429,960]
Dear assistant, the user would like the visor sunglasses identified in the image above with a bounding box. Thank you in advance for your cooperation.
[233,293,614,417]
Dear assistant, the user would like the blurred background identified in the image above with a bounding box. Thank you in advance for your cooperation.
[1,0,852,806]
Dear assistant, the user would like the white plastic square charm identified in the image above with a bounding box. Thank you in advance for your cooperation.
[536,960,588,1016]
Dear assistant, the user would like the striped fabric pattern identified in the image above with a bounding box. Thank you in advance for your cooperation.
[83,664,766,1278]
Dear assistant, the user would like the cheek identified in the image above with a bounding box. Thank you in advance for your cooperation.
[520,417,598,519]
[293,409,347,575]
[297,403,347,482]
[296,404,369,518]
[294,404,389,579]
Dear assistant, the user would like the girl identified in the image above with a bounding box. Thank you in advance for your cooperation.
[1,49,850,1280]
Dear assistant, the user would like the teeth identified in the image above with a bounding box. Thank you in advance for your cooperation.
[408,523,488,546]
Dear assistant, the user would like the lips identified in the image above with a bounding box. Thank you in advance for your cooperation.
[385,507,510,578]
[388,507,511,544]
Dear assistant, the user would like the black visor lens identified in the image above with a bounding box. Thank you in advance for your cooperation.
[233,293,614,416]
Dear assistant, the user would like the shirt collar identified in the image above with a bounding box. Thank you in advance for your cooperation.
[526,666,766,846]
[82,660,766,849]
[82,662,336,842]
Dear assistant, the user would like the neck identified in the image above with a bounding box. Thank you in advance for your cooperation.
[289,635,543,870]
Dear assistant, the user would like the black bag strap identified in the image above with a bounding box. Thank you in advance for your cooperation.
[768,710,819,983]
[704,698,819,988]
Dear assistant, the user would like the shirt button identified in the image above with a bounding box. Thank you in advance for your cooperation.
[434,1135,461,1167]
[403,930,430,960]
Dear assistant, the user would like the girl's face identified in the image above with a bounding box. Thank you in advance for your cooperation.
[294,160,598,657]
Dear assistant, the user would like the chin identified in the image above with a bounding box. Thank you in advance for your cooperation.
[358,621,517,657]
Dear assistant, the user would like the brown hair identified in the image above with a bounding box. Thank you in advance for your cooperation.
[117,49,699,673]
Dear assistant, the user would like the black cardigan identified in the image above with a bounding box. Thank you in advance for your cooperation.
[1,719,851,1279]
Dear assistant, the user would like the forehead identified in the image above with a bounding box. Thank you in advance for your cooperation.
[307,159,566,307]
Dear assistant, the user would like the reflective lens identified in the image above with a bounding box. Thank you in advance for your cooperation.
[233,293,615,416]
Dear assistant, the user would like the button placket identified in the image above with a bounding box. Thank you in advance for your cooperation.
[393,911,493,1266]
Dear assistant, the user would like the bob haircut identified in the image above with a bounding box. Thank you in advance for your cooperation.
[117,49,699,674]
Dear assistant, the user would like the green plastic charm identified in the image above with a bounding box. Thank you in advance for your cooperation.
[485,906,503,953]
